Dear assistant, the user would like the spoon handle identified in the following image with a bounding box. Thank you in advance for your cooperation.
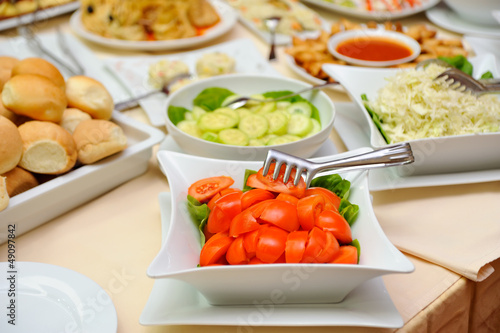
[114,90,160,111]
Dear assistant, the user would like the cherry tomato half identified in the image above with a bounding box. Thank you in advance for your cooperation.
[259,200,300,232]
[199,233,233,267]
[256,226,289,263]
[188,176,234,203]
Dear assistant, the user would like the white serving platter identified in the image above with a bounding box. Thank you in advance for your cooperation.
[302,0,440,20]
[0,111,164,244]
[333,102,500,191]
[139,192,404,328]
[0,262,117,332]
[0,1,79,32]
[69,0,238,51]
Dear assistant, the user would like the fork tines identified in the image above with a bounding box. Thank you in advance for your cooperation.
[263,149,312,187]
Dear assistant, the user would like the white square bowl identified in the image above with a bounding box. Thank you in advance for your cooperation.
[148,150,414,305]
[0,112,165,244]
[322,53,500,176]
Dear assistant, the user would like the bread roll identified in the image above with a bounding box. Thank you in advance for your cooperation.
[0,115,23,174]
[73,119,127,164]
[2,74,67,122]
[0,56,19,92]
[0,176,8,212]
[60,108,92,134]
[66,76,114,120]
[18,121,77,174]
[2,167,38,197]
[11,57,66,90]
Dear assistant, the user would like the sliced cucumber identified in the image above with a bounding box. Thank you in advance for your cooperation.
[191,106,207,121]
[219,128,249,146]
[238,114,269,139]
[245,94,266,108]
[287,101,312,117]
[287,114,313,137]
[306,118,322,137]
[276,101,292,111]
[265,111,288,135]
[197,112,238,132]
[260,134,278,145]
[221,94,241,107]
[177,120,203,138]
[268,134,302,145]
[256,101,277,114]
[249,138,266,146]
[214,107,240,123]
[201,132,219,142]
[237,107,253,119]
[183,111,193,121]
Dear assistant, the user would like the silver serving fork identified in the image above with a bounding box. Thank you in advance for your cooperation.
[436,68,500,96]
[263,143,414,188]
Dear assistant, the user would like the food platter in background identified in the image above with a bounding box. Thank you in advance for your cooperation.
[0,1,79,31]
[69,0,237,51]
[284,19,470,86]
[301,0,440,20]
[226,0,330,45]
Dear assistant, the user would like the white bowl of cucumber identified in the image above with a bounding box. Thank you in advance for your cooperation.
[164,73,336,161]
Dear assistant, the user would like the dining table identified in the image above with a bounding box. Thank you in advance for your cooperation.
[1,2,499,332]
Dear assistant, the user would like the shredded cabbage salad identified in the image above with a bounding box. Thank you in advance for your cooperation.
[365,64,500,143]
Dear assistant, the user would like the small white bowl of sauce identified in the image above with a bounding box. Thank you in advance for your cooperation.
[327,29,421,67]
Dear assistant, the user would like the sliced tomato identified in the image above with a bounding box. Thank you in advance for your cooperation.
[315,230,340,263]
[329,245,358,264]
[248,257,267,265]
[243,227,262,257]
[247,164,306,198]
[301,227,327,263]
[188,176,234,203]
[199,232,233,266]
[256,226,289,263]
[285,230,308,263]
[296,194,325,231]
[275,193,299,205]
[207,191,242,234]
[259,200,300,232]
[203,224,215,242]
[226,235,249,265]
[229,209,260,237]
[240,189,275,211]
[304,187,341,211]
[315,210,352,244]
[207,188,242,210]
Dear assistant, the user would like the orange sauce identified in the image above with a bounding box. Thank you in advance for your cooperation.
[336,36,413,62]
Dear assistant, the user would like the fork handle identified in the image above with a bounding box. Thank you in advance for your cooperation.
[305,143,413,185]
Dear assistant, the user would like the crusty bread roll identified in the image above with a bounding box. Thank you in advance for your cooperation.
[0,56,19,92]
[60,108,92,134]
[73,119,127,164]
[0,115,23,174]
[2,167,39,197]
[66,76,114,120]
[18,121,77,174]
[0,176,8,212]
[2,74,67,122]
[11,57,66,90]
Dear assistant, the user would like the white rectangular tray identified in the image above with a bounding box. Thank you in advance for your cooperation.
[0,112,164,244]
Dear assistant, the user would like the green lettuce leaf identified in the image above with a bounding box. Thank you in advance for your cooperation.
[186,195,210,245]
[168,105,190,125]
[193,87,235,111]
[262,90,321,123]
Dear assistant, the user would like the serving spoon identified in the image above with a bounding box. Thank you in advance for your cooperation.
[265,16,281,61]
[114,73,192,111]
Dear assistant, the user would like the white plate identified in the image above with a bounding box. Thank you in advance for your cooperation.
[0,262,117,332]
[323,53,500,176]
[426,3,500,38]
[105,38,281,126]
[0,111,164,244]
[302,0,440,20]
[139,192,404,327]
[229,1,330,46]
[0,1,79,31]
[333,102,500,191]
[0,32,131,102]
[69,0,237,51]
